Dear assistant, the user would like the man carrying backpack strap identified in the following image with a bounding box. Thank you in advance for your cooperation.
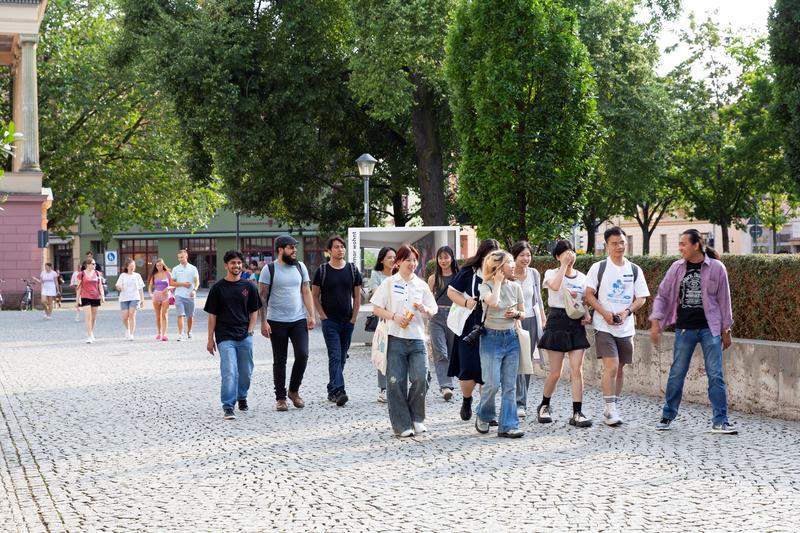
[258,235,316,412]
[312,236,363,407]
[584,226,650,427]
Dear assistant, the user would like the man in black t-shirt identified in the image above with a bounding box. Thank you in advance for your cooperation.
[312,236,363,407]
[205,250,263,420]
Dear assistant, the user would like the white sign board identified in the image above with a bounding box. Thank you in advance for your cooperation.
[347,226,461,277]
[105,266,118,277]
[105,250,118,266]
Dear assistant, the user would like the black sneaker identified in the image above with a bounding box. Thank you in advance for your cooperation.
[237,399,249,412]
[223,408,236,420]
[489,420,498,427]
[460,397,473,421]
[537,404,553,424]
[568,411,592,428]
[711,422,738,435]
[335,390,349,407]
[327,392,337,403]
[655,418,672,431]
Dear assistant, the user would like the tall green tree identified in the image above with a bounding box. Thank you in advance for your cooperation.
[348,0,454,226]
[37,0,223,240]
[445,0,595,246]
[671,19,779,253]
[575,0,675,255]
[769,0,800,191]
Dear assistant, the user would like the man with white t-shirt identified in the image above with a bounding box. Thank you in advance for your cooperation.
[584,227,649,426]
[171,250,200,341]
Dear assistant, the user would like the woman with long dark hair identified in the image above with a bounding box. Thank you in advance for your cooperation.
[427,245,459,401]
[370,246,396,402]
[511,241,546,418]
[446,238,500,421]
[370,244,437,437]
[148,258,172,341]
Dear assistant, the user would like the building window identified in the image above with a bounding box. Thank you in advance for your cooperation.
[242,237,274,265]
[52,244,73,273]
[303,236,325,275]
[180,238,217,288]
[119,239,159,280]
[660,234,668,256]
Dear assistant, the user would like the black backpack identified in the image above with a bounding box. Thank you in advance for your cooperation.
[597,258,641,286]
[319,262,358,289]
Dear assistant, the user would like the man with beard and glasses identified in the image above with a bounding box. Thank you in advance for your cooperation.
[205,250,262,420]
[259,235,317,411]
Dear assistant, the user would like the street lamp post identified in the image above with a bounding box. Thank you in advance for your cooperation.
[356,153,377,227]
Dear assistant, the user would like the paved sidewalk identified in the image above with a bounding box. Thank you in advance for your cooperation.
[0,304,798,532]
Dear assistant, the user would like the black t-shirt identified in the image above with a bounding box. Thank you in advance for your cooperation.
[312,262,362,322]
[676,261,708,330]
[204,278,263,342]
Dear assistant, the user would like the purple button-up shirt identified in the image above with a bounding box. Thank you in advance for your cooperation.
[649,255,733,336]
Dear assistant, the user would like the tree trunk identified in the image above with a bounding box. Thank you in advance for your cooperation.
[409,75,447,226]
[391,190,408,227]
[518,189,528,242]
[721,223,730,253]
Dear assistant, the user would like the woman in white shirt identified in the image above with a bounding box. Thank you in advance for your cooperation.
[511,241,546,418]
[116,258,145,340]
[35,263,60,319]
[476,250,526,438]
[369,246,396,403]
[536,240,593,428]
[370,244,437,437]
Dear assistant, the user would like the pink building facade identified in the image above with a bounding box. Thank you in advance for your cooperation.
[0,0,49,305]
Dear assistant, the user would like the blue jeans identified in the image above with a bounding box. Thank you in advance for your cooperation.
[478,328,520,433]
[322,319,354,393]
[662,328,729,424]
[386,336,428,434]
[429,308,455,390]
[218,336,254,410]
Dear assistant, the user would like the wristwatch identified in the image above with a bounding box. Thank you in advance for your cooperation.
[248,331,254,337]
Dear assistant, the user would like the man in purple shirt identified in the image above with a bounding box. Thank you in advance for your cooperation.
[649,229,737,434]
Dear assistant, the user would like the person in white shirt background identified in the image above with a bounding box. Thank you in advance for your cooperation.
[115,258,145,340]
[171,249,200,341]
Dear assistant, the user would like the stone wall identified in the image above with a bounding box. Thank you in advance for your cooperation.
[533,330,800,421]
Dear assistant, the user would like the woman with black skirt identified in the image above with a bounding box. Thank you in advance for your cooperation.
[536,240,593,428]
[446,239,500,421]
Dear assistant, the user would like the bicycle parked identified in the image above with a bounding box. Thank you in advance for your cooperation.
[0,278,5,309]
[19,278,36,311]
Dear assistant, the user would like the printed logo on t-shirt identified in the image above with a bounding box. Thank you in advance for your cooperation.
[606,277,633,304]
[242,288,249,298]
[680,270,702,308]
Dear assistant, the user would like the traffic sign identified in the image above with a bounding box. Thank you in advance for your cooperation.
[749,226,763,239]
[105,250,118,266]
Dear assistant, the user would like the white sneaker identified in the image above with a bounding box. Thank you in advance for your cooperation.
[85,337,93,344]
[176,334,184,342]
[399,429,415,438]
[124,330,130,340]
[517,407,526,418]
[377,389,388,403]
[75,313,81,322]
[413,422,428,434]
[187,331,193,339]
[442,388,453,401]
[129,333,135,341]
[604,405,622,427]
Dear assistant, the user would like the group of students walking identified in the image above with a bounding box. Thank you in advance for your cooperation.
[205,226,738,437]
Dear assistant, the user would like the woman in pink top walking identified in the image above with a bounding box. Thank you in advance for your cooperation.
[76,258,105,343]
[148,258,172,341]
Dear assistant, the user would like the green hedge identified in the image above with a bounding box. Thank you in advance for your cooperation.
[427,255,800,343]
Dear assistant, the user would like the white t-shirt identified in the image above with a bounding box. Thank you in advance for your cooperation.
[40,270,59,296]
[518,267,541,317]
[116,272,145,302]
[543,269,587,309]
[585,258,650,337]
[172,263,199,298]
[370,273,437,341]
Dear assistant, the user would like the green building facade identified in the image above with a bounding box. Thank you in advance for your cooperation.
[77,211,326,288]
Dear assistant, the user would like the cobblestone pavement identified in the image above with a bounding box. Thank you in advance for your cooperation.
[0,302,798,532]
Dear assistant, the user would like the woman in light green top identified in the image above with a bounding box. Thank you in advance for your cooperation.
[369,247,396,403]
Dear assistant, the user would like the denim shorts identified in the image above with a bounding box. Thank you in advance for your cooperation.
[120,300,140,311]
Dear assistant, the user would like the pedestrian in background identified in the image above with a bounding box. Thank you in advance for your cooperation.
[171,250,200,341]
[76,258,105,343]
[427,245,458,402]
[370,244,437,437]
[537,240,593,428]
[475,250,525,438]
[369,246,396,403]
[35,262,59,319]
[115,258,145,340]
[205,250,263,420]
[312,236,362,407]
[511,241,546,418]
[650,229,737,434]
[447,239,500,421]
[148,258,172,341]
